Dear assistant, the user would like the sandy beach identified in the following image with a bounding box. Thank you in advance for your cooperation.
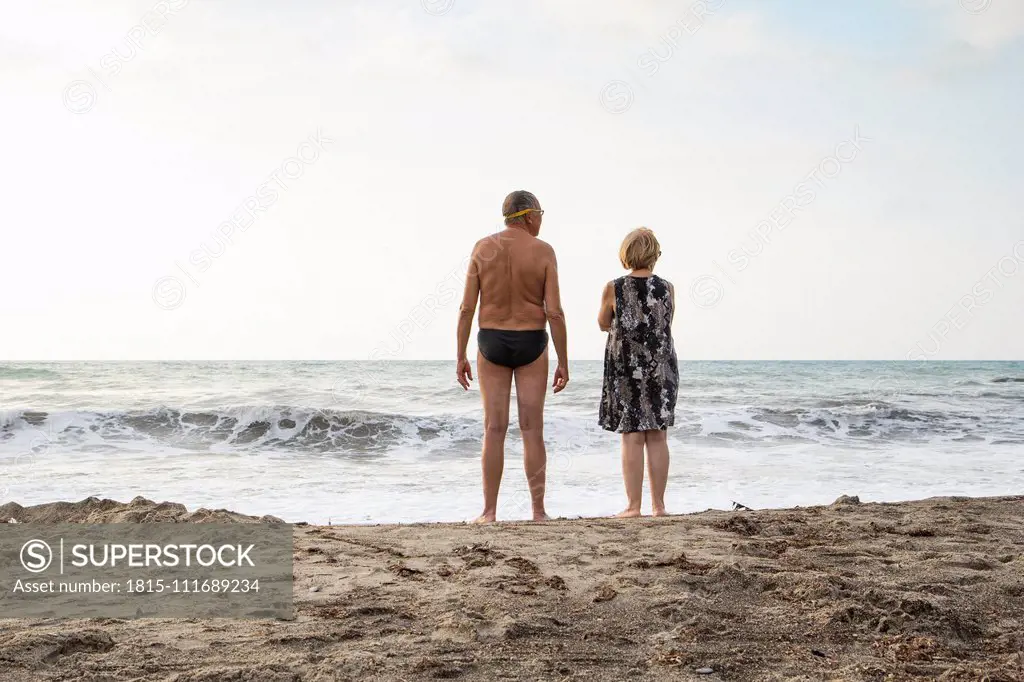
[0,495,1022,681]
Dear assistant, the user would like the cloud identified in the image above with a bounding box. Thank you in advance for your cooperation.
[523,0,687,41]
[913,0,1024,50]
[953,1,1024,50]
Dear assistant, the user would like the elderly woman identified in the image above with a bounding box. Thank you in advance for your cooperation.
[598,228,678,517]
[456,190,569,523]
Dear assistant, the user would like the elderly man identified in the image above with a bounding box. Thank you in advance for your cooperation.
[456,190,569,523]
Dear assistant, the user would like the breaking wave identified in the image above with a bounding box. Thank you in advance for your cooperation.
[0,367,62,380]
[1,396,1020,455]
[0,407,482,455]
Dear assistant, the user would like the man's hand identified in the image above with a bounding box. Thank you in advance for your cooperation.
[552,364,569,394]
[456,357,474,390]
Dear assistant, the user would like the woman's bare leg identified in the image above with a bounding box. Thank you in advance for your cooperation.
[617,432,646,517]
[514,349,549,520]
[645,429,670,516]
[475,351,513,523]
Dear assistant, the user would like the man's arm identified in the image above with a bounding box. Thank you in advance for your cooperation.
[598,281,614,331]
[543,249,569,393]
[456,250,480,390]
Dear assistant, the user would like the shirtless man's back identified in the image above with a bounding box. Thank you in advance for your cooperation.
[474,227,552,331]
[455,190,569,523]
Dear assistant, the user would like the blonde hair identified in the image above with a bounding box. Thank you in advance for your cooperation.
[619,228,660,270]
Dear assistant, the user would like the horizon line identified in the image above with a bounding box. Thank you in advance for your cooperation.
[2,359,1022,364]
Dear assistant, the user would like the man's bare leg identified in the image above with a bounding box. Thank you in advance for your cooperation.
[514,349,550,520]
[616,432,646,517]
[645,429,670,516]
[475,351,513,523]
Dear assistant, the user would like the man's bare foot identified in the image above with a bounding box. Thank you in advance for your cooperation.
[472,513,496,524]
[652,508,669,517]
[532,511,551,521]
[615,509,642,518]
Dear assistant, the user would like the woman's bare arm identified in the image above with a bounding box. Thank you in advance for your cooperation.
[668,281,675,326]
[598,281,614,331]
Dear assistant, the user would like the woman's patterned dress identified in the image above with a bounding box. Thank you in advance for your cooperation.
[599,275,679,433]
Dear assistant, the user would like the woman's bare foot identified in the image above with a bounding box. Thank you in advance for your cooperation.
[615,508,642,518]
[652,507,669,517]
[472,512,496,524]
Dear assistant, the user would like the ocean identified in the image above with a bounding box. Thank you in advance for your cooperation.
[1,361,1022,525]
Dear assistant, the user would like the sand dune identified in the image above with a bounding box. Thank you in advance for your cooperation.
[1,495,1023,681]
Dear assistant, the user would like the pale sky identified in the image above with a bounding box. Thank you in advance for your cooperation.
[1,0,1022,361]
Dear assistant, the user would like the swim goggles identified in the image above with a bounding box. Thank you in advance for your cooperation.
[503,208,544,219]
